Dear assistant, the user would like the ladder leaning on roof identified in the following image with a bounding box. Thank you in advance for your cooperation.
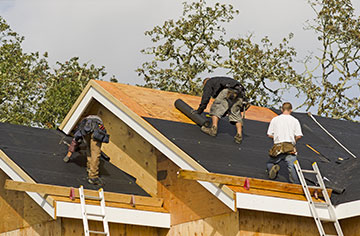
[79,185,110,236]
[294,161,343,236]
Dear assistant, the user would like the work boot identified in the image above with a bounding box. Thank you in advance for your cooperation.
[268,165,280,179]
[87,177,104,186]
[234,133,242,144]
[201,125,217,136]
[63,155,70,163]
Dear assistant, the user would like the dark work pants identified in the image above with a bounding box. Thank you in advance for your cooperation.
[266,154,300,184]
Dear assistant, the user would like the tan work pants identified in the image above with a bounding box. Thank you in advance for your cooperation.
[84,134,102,179]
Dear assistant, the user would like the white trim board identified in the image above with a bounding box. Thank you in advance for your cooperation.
[335,200,360,220]
[62,87,235,211]
[0,156,55,219]
[56,201,170,228]
[236,192,360,220]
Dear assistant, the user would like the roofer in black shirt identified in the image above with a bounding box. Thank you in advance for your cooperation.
[193,76,248,144]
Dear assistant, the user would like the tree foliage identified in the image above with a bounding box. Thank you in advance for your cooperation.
[0,16,106,128]
[137,0,303,107]
[301,0,360,120]
[137,1,239,95]
[222,34,303,106]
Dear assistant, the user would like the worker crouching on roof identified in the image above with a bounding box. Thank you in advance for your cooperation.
[64,115,110,186]
[193,76,248,144]
[266,102,302,184]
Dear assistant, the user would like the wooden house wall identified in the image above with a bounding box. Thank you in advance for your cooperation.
[340,216,360,236]
[166,209,339,236]
[0,169,52,234]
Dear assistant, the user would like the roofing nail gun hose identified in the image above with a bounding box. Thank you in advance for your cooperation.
[175,99,210,127]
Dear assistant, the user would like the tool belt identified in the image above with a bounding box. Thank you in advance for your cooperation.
[269,142,296,158]
[92,127,110,143]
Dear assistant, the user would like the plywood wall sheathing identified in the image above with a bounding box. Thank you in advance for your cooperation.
[165,211,240,236]
[0,169,52,233]
[0,219,61,236]
[157,153,232,225]
[340,216,360,236]
[239,209,337,236]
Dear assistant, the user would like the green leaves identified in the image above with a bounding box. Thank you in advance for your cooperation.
[137,1,238,96]
[0,16,107,128]
[137,1,302,107]
[302,0,360,120]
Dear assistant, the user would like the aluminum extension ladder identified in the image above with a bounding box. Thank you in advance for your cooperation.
[79,186,110,236]
[294,161,343,236]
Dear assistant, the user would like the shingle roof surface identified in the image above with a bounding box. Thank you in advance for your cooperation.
[0,122,149,196]
[144,111,360,205]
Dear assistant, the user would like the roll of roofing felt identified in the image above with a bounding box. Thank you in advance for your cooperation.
[175,99,210,127]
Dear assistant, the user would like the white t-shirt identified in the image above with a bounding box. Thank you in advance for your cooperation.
[267,114,303,145]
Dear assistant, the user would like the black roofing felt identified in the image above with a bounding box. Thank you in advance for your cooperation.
[144,112,360,205]
[0,122,149,196]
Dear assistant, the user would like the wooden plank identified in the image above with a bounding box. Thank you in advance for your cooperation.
[4,180,164,207]
[178,169,332,198]
[50,196,168,213]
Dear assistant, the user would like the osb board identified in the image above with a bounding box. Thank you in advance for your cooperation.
[340,216,360,236]
[85,100,158,196]
[95,80,277,123]
[166,211,240,236]
[0,219,61,236]
[0,169,52,233]
[157,153,232,225]
[238,209,337,236]
[61,218,168,236]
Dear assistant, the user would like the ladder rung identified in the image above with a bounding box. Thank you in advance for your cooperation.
[308,186,323,190]
[85,195,102,201]
[89,230,107,235]
[313,202,329,207]
[86,212,105,217]
[325,234,338,236]
[301,169,317,174]
[319,217,335,222]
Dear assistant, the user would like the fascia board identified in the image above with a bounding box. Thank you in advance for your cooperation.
[61,86,235,211]
[236,192,330,219]
[0,154,55,219]
[56,201,170,228]
[236,192,360,220]
[335,200,360,220]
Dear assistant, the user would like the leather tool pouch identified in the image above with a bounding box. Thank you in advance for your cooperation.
[226,88,239,101]
[269,142,295,158]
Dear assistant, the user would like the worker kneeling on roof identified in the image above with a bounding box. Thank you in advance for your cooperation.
[266,102,302,184]
[193,76,249,144]
[64,115,110,186]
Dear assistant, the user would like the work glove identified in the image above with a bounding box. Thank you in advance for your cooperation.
[191,109,202,115]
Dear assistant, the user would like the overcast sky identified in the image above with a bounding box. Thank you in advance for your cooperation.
[0,0,359,108]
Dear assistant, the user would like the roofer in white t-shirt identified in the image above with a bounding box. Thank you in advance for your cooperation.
[266,102,303,184]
